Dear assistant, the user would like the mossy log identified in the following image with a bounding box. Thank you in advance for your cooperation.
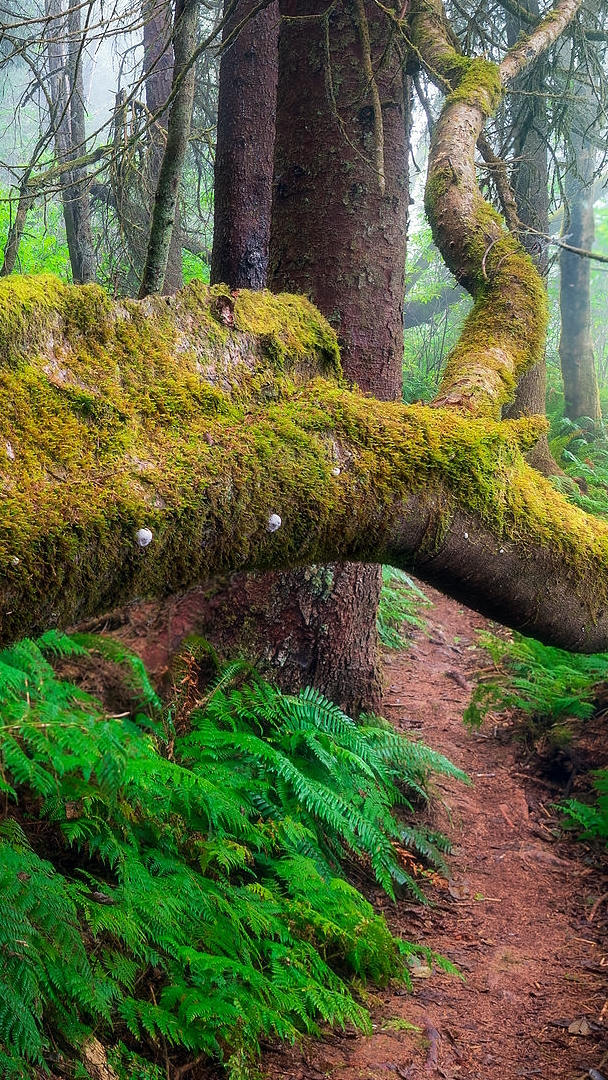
[1,274,608,650]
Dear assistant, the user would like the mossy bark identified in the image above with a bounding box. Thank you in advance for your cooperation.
[410,0,581,419]
[2,275,608,652]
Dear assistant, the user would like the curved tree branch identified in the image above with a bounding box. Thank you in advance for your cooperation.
[409,0,582,416]
[1,276,608,652]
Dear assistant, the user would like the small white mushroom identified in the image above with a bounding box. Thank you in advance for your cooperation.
[331,466,341,476]
[135,527,153,548]
[267,513,282,533]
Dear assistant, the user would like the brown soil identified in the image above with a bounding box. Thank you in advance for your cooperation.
[261,586,608,1080]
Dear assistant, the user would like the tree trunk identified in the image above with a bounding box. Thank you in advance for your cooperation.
[559,146,602,422]
[203,0,407,713]
[46,0,96,284]
[139,0,197,298]
[255,0,409,711]
[210,0,279,289]
[501,0,555,474]
[142,0,184,293]
[3,276,608,653]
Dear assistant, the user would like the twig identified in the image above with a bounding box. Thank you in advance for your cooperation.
[481,236,502,279]
[588,892,608,922]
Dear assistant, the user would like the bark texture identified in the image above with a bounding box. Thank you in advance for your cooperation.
[559,145,602,422]
[46,0,96,285]
[139,0,197,297]
[2,276,608,653]
[269,0,408,402]
[210,0,279,289]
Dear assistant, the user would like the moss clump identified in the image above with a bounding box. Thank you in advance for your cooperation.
[447,57,503,115]
[232,288,342,377]
[0,273,65,365]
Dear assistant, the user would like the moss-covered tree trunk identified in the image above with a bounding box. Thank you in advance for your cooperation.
[3,276,608,653]
[410,0,581,416]
[559,143,602,422]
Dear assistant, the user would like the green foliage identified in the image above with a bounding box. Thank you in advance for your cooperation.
[548,415,608,520]
[377,567,430,649]
[0,631,462,1077]
[402,221,470,404]
[464,630,608,737]
[182,249,210,285]
[0,189,70,278]
[561,769,608,842]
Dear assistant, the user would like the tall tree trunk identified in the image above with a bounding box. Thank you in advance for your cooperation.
[559,146,602,422]
[139,0,197,298]
[260,0,408,711]
[46,0,96,284]
[200,0,407,714]
[210,0,279,288]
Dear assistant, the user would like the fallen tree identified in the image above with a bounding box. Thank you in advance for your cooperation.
[1,274,607,651]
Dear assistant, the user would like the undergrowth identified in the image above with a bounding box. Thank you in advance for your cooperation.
[464,630,608,739]
[464,628,608,848]
[377,567,430,649]
[549,415,608,520]
[0,631,463,1079]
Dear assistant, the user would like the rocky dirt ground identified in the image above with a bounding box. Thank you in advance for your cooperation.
[260,586,608,1080]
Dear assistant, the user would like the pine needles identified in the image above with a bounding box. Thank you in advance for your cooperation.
[0,631,462,1078]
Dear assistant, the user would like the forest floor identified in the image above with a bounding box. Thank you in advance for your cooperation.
[260,585,608,1080]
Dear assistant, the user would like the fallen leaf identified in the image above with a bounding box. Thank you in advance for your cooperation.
[568,1017,591,1035]
[448,879,470,901]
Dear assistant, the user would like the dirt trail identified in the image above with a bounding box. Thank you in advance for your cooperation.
[263,587,608,1080]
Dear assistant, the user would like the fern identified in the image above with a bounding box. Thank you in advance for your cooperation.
[0,631,460,1076]
[377,566,430,649]
[464,630,608,732]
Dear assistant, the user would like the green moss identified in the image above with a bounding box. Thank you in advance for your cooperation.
[447,57,502,116]
[0,273,66,365]
[1,275,607,644]
[232,288,342,377]
[427,193,549,417]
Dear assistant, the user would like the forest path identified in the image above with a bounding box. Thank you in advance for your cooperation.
[263,586,608,1080]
